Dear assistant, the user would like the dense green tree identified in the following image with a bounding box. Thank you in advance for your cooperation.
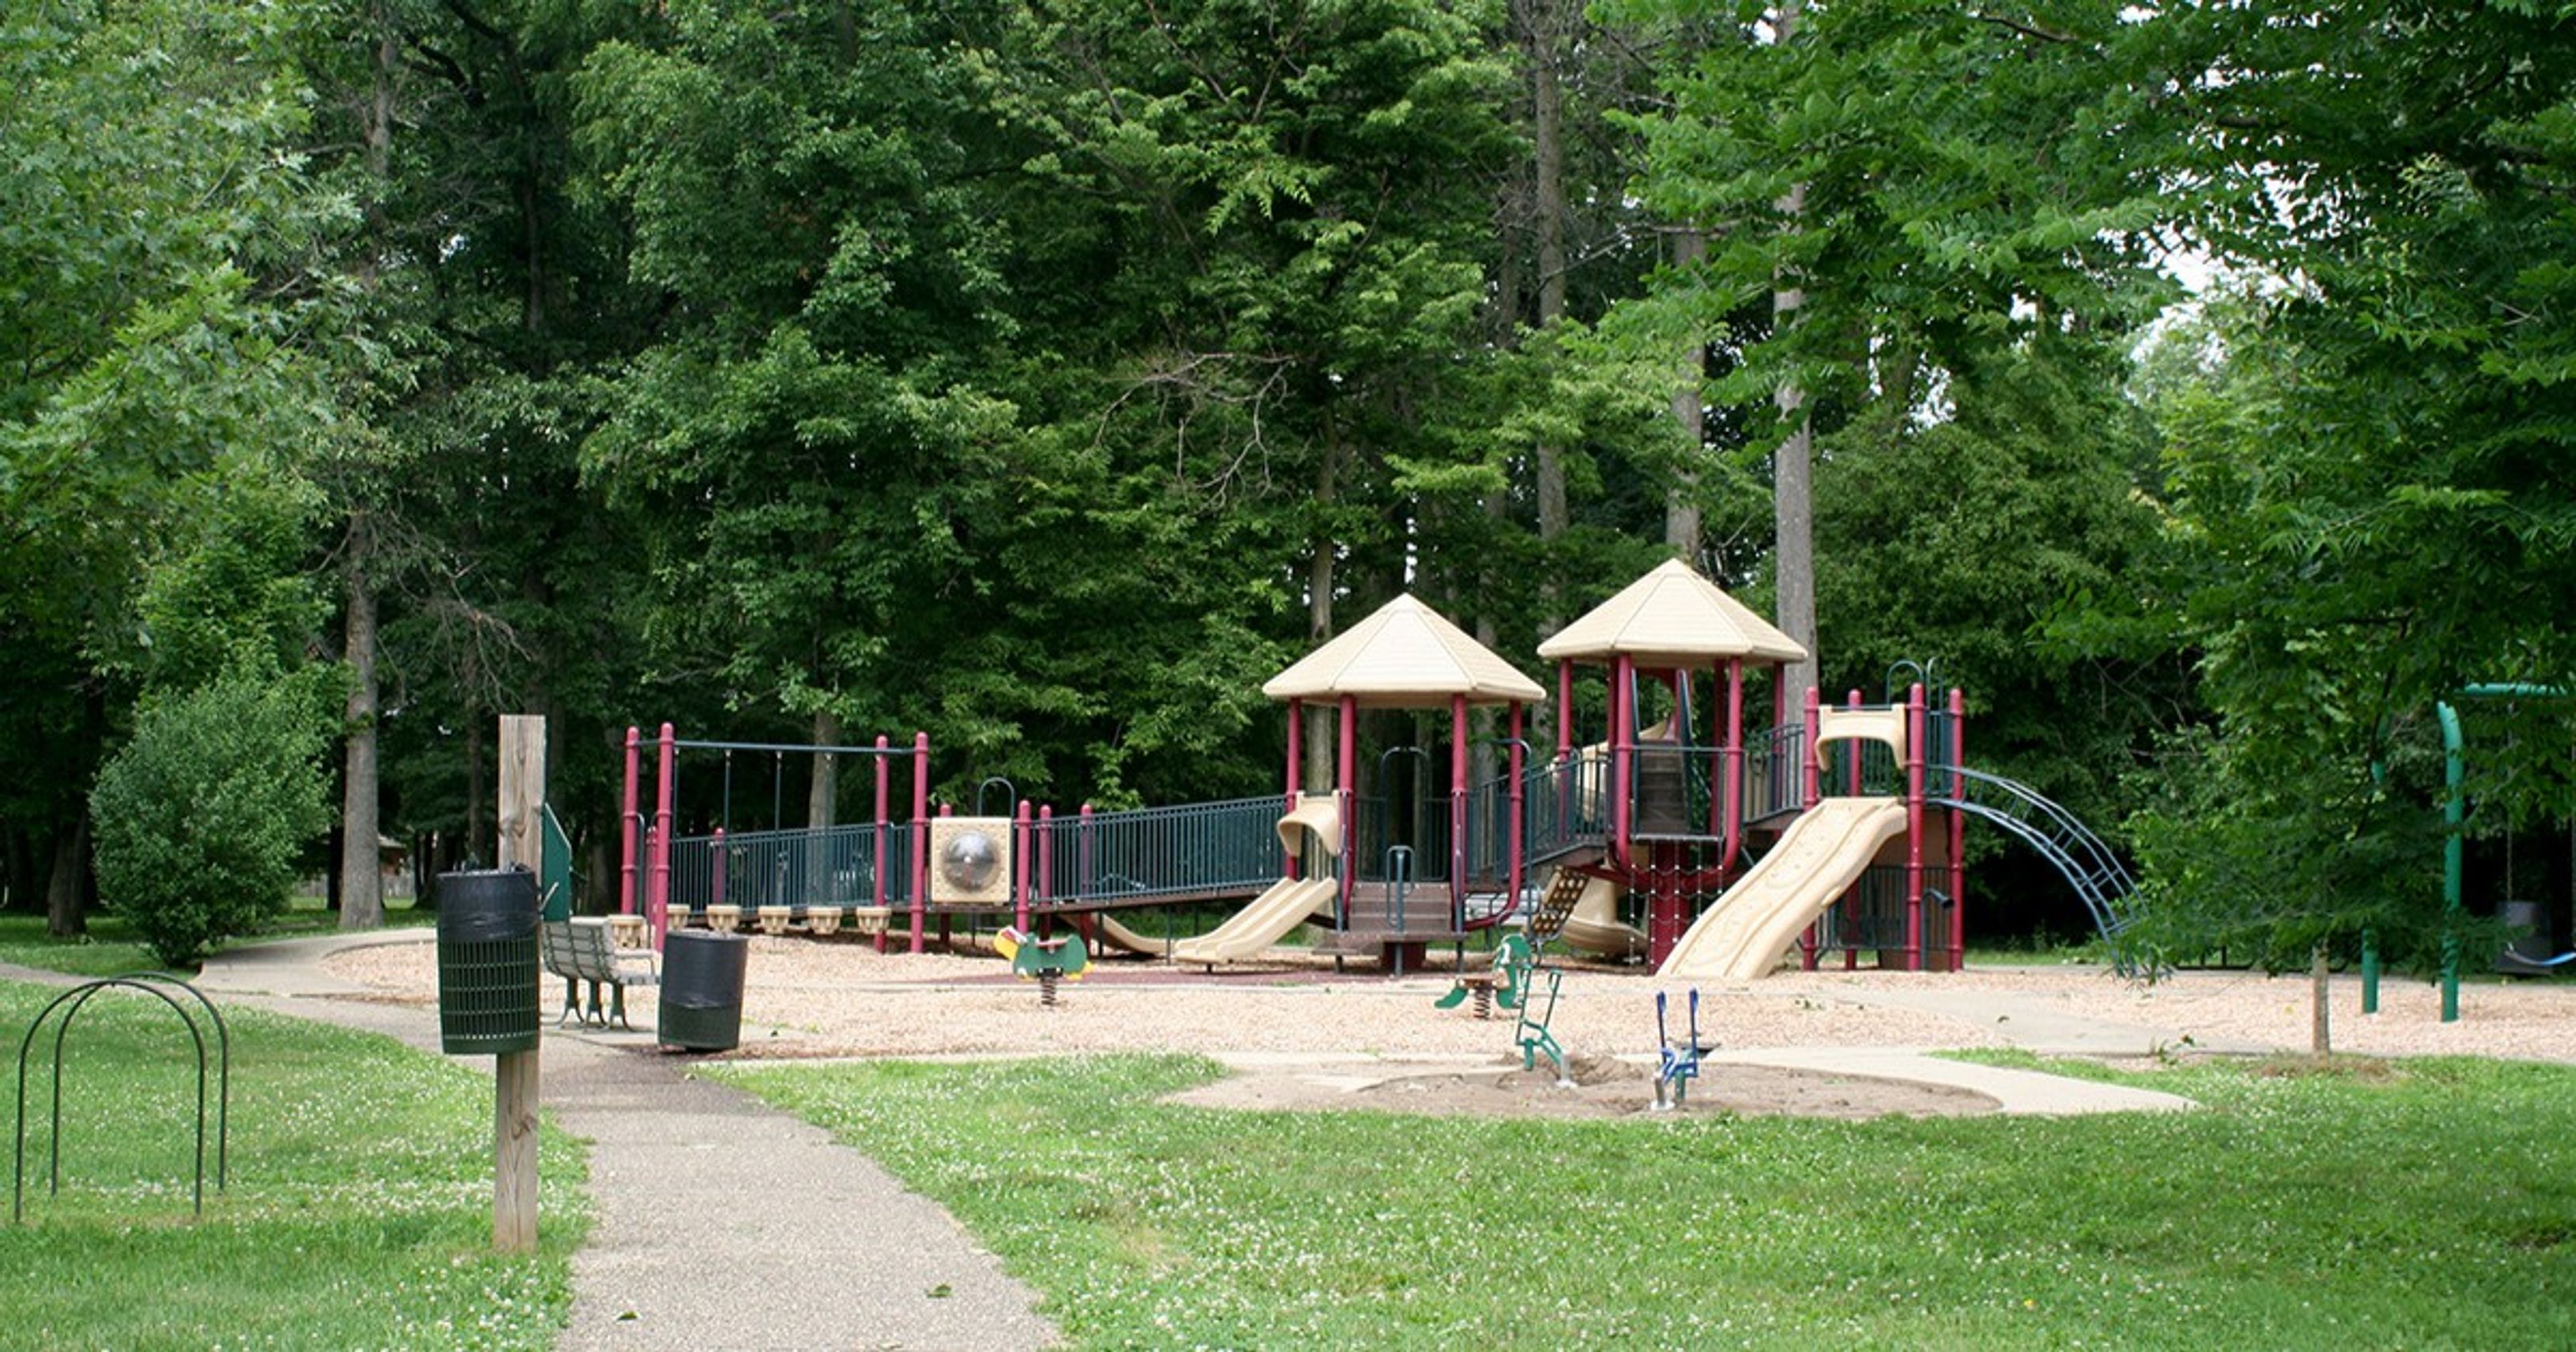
[2,0,345,932]
[91,663,337,965]
[2114,1,2576,977]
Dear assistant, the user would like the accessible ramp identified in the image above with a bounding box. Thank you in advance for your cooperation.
[1656,797,1909,982]
[1170,794,1344,965]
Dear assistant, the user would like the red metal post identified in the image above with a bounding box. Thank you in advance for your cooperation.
[1284,698,1302,879]
[1611,655,1634,869]
[874,736,892,954]
[1907,683,1927,972]
[1800,687,1823,968]
[1556,661,1574,759]
[1801,688,1822,809]
[1337,695,1358,926]
[1846,689,1864,797]
[910,732,930,954]
[1949,688,1968,970]
[621,726,641,917]
[1721,659,1746,875]
[651,722,676,948]
[1507,703,1526,914]
[1038,804,1055,908]
[1450,693,1469,920]
[1014,800,1032,931]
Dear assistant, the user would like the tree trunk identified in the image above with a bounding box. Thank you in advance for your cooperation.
[1666,227,1708,557]
[46,813,87,939]
[1304,443,1340,791]
[466,716,489,865]
[1772,0,1817,706]
[5,828,33,912]
[339,537,385,929]
[2310,942,2332,1059]
[1522,0,1570,631]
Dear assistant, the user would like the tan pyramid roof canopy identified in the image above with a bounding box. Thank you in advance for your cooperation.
[1263,594,1546,708]
[1537,559,1809,665]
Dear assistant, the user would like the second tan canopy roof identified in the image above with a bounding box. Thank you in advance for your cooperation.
[1537,559,1808,667]
[1263,594,1546,708]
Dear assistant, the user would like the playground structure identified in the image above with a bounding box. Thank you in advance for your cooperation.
[612,562,2143,978]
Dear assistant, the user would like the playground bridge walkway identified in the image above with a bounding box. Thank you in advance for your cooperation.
[651,709,2139,952]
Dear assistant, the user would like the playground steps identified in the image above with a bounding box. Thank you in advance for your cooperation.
[1313,882,1467,960]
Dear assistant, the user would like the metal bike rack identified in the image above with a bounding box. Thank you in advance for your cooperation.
[13,973,229,1223]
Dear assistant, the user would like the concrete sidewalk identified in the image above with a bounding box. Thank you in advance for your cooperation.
[188,931,1059,1352]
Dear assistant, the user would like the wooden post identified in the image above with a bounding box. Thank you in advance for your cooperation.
[494,714,545,1253]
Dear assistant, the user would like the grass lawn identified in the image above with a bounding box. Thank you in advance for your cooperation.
[0,900,435,979]
[0,979,582,1350]
[716,1052,2576,1349]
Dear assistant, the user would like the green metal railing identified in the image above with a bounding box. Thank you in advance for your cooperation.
[1031,795,1288,907]
[667,822,908,917]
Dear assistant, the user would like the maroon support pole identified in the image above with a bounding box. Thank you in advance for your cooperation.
[874,736,892,954]
[1801,688,1822,809]
[1450,693,1469,920]
[1014,799,1033,932]
[1556,661,1574,759]
[1721,659,1746,876]
[910,732,930,954]
[1506,703,1526,912]
[1284,699,1303,879]
[1949,688,1968,970]
[1337,695,1358,927]
[651,722,676,948]
[1038,804,1055,906]
[1611,655,1634,870]
[1906,683,1927,972]
[1801,687,1823,969]
[621,726,641,917]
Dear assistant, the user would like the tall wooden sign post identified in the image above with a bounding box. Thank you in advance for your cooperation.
[492,715,545,1251]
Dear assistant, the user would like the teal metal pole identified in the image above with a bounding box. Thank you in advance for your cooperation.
[2440,701,2463,1023]
[2361,929,2379,1015]
[2434,686,2564,1024]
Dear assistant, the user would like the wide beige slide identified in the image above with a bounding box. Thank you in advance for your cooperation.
[1168,876,1341,963]
[1169,795,1344,964]
[1655,797,1909,982]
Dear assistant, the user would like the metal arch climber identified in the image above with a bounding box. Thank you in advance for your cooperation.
[1931,767,2143,968]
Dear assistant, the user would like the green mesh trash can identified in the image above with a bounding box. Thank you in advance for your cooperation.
[436,867,541,1056]
[658,929,748,1052]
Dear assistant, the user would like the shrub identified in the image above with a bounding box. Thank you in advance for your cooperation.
[91,665,333,966]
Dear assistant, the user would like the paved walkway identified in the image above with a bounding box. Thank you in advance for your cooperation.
[7,933,2224,1349]
[182,932,1061,1352]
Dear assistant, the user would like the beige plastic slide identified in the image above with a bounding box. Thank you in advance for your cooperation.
[1088,911,1169,956]
[1168,795,1344,964]
[1167,876,1341,964]
[1555,875,1648,960]
[1656,797,1909,982]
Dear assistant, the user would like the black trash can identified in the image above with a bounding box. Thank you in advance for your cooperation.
[436,867,541,1056]
[659,929,749,1052]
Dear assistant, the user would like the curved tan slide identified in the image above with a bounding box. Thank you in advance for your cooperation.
[1168,876,1340,964]
[1656,797,1908,982]
[1089,911,1171,956]
[1169,795,1344,964]
[1556,875,1648,959]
